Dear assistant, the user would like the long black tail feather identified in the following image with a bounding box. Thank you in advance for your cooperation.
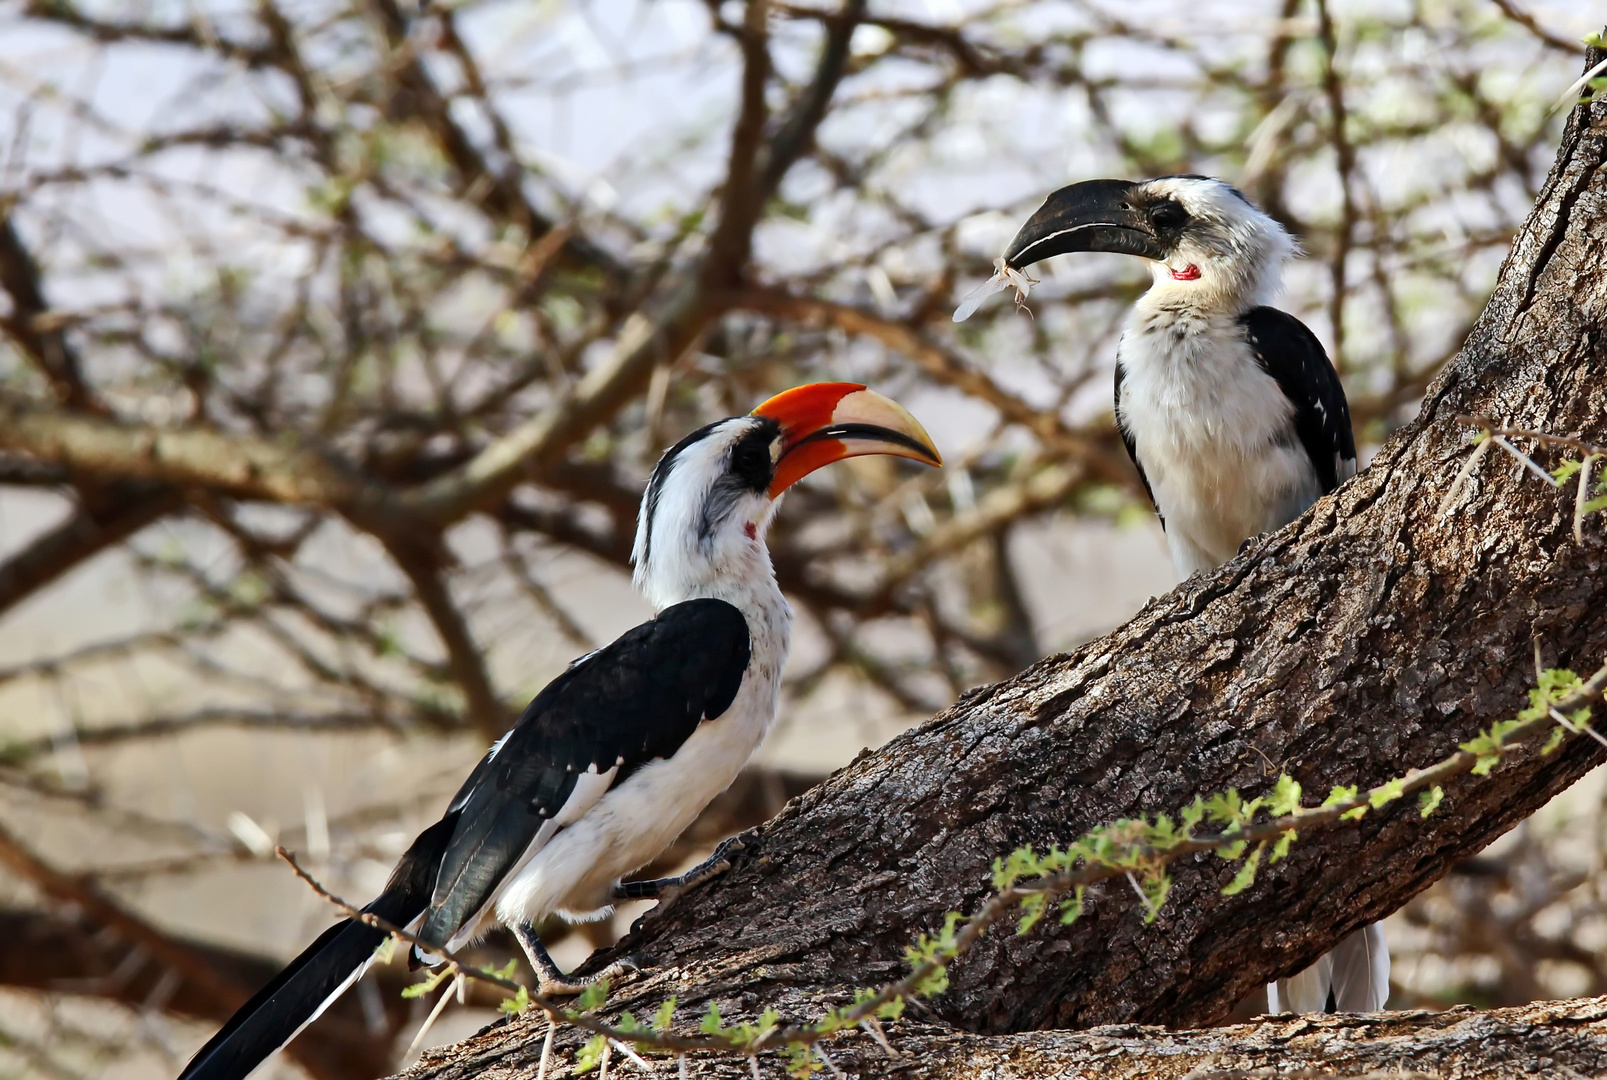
[178,817,456,1080]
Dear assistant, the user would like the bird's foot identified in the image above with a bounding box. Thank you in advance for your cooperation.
[515,923,642,997]
[612,831,754,902]
[534,955,642,998]
[693,832,751,882]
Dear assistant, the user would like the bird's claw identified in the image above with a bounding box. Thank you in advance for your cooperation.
[707,831,752,872]
[535,956,643,997]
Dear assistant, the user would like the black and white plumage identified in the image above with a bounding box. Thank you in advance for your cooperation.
[992,175,1358,577]
[179,383,939,1080]
[989,175,1381,1013]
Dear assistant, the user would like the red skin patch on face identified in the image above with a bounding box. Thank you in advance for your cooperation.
[744,522,758,540]
[1170,264,1202,281]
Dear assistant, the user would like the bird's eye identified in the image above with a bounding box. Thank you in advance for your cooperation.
[1149,201,1188,230]
[732,441,770,480]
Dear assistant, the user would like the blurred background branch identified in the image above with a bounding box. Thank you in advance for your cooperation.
[0,0,1594,1075]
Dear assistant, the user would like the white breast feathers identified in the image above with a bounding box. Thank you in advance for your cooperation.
[1118,307,1322,578]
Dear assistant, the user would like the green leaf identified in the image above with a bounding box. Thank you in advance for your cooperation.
[993,846,1040,890]
[1268,775,1303,817]
[1270,829,1297,863]
[1148,813,1182,848]
[1542,726,1568,756]
[1140,872,1172,922]
[373,937,397,965]
[1323,784,1359,809]
[1521,669,1584,721]
[729,1007,782,1049]
[499,986,531,1015]
[701,1003,725,1036]
[910,961,949,999]
[784,1045,822,1078]
[401,968,450,1000]
[877,996,906,1021]
[654,997,677,1032]
[1368,777,1406,809]
[1222,843,1265,896]
[483,958,518,981]
[1418,785,1444,817]
[573,979,610,1012]
[1059,885,1087,925]
[574,1035,608,1074]
[1585,30,1607,48]
[1016,891,1049,935]
[1204,789,1246,825]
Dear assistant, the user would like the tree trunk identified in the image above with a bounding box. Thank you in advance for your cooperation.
[402,52,1607,1079]
[419,998,1607,1079]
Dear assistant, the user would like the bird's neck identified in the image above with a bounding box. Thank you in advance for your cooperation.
[640,542,793,658]
[1137,257,1279,321]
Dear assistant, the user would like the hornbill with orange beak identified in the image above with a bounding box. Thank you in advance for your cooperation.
[179,383,941,1080]
[961,176,1380,1014]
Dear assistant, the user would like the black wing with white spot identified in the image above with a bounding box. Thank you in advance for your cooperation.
[419,598,751,945]
[1238,306,1357,493]
[1114,359,1162,526]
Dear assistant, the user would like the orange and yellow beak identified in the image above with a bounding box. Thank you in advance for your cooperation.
[751,382,942,497]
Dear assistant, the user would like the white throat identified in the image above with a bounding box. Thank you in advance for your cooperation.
[1136,177,1295,318]
[631,419,793,646]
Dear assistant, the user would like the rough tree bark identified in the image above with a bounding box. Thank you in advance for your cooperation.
[402,57,1607,1078]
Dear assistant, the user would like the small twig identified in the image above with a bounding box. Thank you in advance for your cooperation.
[274,848,521,992]
[815,1044,846,1079]
[1458,416,1607,458]
[611,1038,657,1073]
[404,972,463,1062]
[1488,0,1588,55]
[859,1017,900,1058]
[1554,55,1607,113]
[1576,454,1600,545]
[1125,871,1158,917]
[275,848,767,1054]
[1549,706,1607,751]
[539,1018,557,1080]
[1491,435,1560,487]
[1455,417,1606,541]
[1438,434,1493,519]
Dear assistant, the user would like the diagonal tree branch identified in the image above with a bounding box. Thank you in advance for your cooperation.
[0,820,379,1080]
[382,532,515,740]
[0,213,97,410]
[0,905,400,1076]
[0,396,373,506]
[0,481,182,617]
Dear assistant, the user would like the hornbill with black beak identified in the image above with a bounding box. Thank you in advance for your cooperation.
[179,383,941,1080]
[967,176,1381,1014]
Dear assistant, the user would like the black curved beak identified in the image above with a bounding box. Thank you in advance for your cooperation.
[1003,179,1167,268]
